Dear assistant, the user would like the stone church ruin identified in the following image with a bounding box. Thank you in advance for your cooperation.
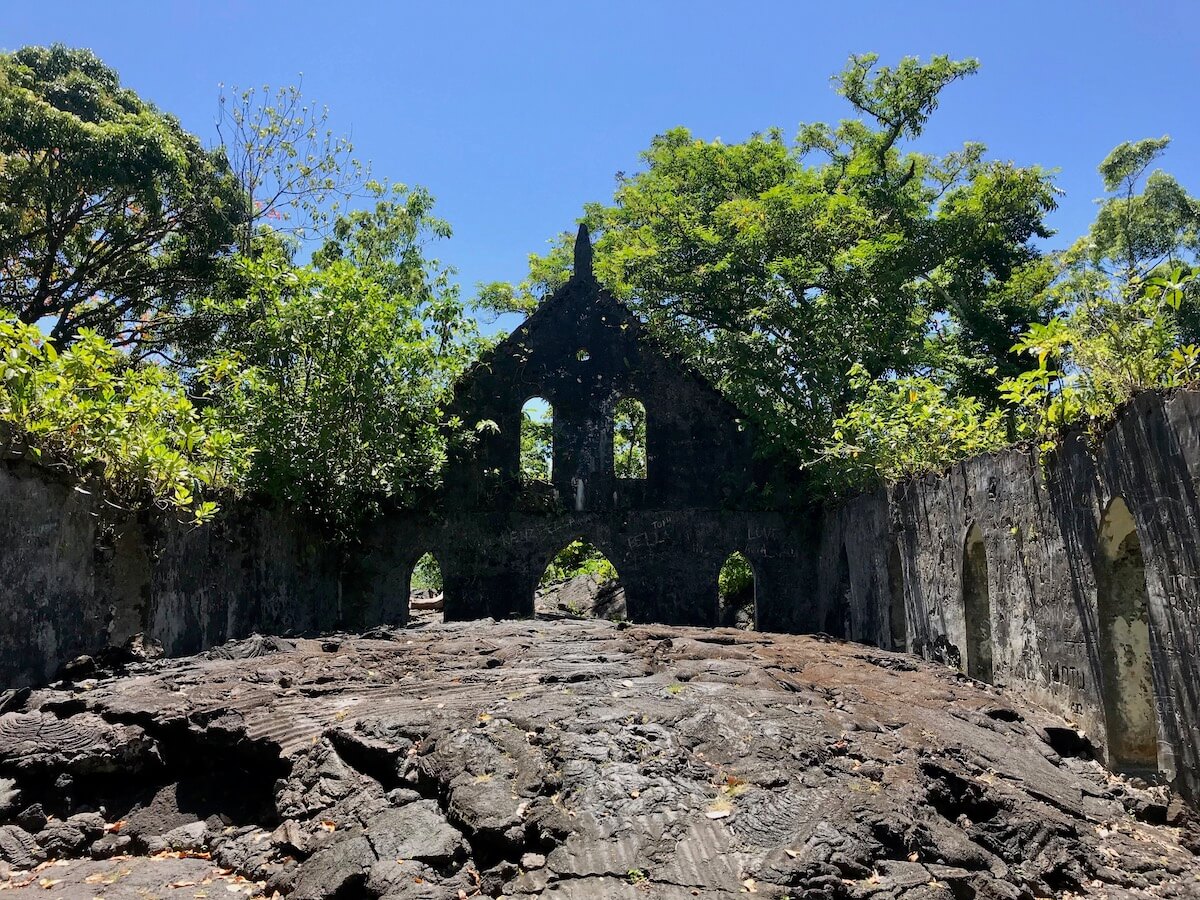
[395,225,814,630]
[1,226,1200,813]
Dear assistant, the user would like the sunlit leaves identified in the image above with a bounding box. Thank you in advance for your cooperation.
[0,314,249,521]
[540,540,617,587]
[0,45,247,349]
[520,403,552,483]
[820,364,1010,490]
[197,192,480,538]
[482,55,1057,476]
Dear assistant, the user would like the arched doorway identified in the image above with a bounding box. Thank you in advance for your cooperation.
[536,539,625,620]
[520,397,553,482]
[408,552,444,623]
[888,542,907,652]
[963,524,993,683]
[826,545,851,639]
[718,551,755,629]
[1097,498,1158,772]
[613,397,648,479]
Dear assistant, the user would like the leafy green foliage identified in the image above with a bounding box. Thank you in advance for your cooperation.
[484,55,1057,470]
[540,540,617,587]
[828,136,1200,487]
[217,81,367,253]
[613,397,647,479]
[7,43,1199,531]
[995,137,1200,444]
[410,552,443,592]
[718,552,754,607]
[0,46,486,537]
[196,185,479,538]
[821,365,1010,487]
[999,277,1199,443]
[0,45,247,350]
[0,313,248,521]
[520,401,553,482]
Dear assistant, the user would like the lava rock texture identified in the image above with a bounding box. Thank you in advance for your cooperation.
[0,620,1197,899]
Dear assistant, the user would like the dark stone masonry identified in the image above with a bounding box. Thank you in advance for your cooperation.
[1,224,1200,824]
[369,225,813,630]
[823,388,1200,808]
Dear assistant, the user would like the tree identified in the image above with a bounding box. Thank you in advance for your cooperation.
[821,364,1010,490]
[519,404,553,482]
[483,55,1057,464]
[998,138,1200,435]
[198,185,480,537]
[613,397,647,478]
[0,45,247,350]
[827,138,1200,490]
[216,81,367,253]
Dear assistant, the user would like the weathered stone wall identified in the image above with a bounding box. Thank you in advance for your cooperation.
[360,508,818,631]
[4,374,1198,804]
[822,390,1200,804]
[433,227,809,627]
[0,458,341,687]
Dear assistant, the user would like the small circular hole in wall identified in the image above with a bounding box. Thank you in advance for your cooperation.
[576,348,590,361]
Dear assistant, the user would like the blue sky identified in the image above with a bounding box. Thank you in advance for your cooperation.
[7,2,1200,323]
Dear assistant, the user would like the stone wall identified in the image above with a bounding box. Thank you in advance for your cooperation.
[435,226,795,627]
[4,384,1199,804]
[821,389,1200,804]
[0,458,341,687]
[358,507,818,631]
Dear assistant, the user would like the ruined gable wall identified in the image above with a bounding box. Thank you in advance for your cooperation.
[433,256,777,627]
[445,279,755,514]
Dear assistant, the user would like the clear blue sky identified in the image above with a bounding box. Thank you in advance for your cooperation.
[7,1,1199,322]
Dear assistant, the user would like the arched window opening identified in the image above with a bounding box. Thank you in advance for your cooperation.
[536,540,625,620]
[718,551,756,629]
[520,398,553,482]
[409,552,443,623]
[826,545,851,639]
[888,542,908,652]
[613,397,647,479]
[963,525,993,683]
[1097,498,1158,772]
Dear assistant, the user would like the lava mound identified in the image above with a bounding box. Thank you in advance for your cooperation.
[0,620,1197,898]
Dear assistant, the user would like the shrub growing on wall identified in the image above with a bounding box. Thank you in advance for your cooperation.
[0,313,249,521]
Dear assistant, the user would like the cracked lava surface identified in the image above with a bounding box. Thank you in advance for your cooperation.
[0,619,1197,899]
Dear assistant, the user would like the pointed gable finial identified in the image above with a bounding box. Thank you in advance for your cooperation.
[573,223,593,280]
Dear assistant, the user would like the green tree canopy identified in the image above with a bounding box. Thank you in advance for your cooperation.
[827,136,1200,490]
[0,44,247,350]
[482,54,1058,466]
[216,81,368,253]
[197,185,481,537]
